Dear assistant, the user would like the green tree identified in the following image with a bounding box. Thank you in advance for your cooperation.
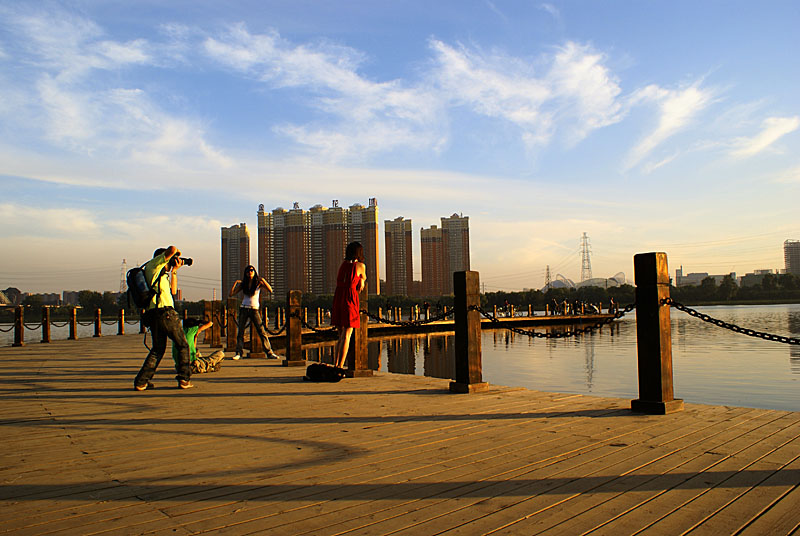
[717,274,738,301]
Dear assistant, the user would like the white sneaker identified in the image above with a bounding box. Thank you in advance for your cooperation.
[232,354,241,360]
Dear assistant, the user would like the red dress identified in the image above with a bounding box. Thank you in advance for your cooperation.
[331,261,360,328]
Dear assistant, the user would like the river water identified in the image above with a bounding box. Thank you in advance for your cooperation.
[308,304,800,412]
[4,304,799,411]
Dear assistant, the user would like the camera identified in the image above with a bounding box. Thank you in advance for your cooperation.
[170,256,193,268]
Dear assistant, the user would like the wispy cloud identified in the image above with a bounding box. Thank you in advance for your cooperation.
[203,24,445,161]
[430,40,623,149]
[625,83,714,171]
[730,116,799,158]
[0,7,231,171]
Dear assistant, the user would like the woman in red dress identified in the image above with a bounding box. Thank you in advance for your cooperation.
[331,242,367,368]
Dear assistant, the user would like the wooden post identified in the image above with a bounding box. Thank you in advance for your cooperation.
[117,309,125,335]
[283,291,305,366]
[510,305,515,318]
[450,271,488,393]
[69,307,78,340]
[41,307,51,343]
[316,307,321,327]
[210,300,222,348]
[493,304,497,318]
[226,298,237,353]
[13,305,24,347]
[345,282,372,377]
[183,309,188,321]
[303,307,308,326]
[139,310,146,334]
[93,308,102,337]
[528,304,532,317]
[632,252,683,414]
[425,304,430,320]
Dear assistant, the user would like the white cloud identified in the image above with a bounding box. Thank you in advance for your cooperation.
[0,203,99,235]
[730,116,799,158]
[430,40,623,149]
[625,83,714,171]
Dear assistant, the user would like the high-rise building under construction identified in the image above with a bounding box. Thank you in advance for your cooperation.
[785,239,800,276]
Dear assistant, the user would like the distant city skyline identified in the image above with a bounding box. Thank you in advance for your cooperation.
[1,2,798,300]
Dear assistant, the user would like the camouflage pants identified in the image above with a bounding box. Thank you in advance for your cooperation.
[191,350,225,374]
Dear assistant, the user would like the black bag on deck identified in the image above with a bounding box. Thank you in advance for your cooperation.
[303,363,346,382]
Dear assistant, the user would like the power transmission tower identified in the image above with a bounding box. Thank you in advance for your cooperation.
[544,265,552,289]
[119,259,128,293]
[580,233,592,282]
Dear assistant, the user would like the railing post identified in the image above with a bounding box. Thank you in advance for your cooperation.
[283,291,305,366]
[226,298,237,353]
[117,309,125,335]
[632,252,683,414]
[139,309,146,334]
[69,307,78,340]
[41,306,51,343]
[346,282,372,377]
[450,271,488,393]
[316,307,321,327]
[212,300,223,347]
[13,305,24,347]
[94,308,102,337]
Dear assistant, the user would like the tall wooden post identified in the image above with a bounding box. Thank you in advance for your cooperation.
[632,252,683,414]
[346,282,372,377]
[117,309,125,335]
[283,291,305,366]
[316,307,322,327]
[41,307,51,343]
[13,306,24,347]
[226,298,237,353]
[93,308,102,337]
[211,300,222,348]
[450,271,488,393]
[139,310,146,334]
[69,307,78,340]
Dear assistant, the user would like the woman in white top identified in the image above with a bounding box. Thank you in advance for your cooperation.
[229,265,280,359]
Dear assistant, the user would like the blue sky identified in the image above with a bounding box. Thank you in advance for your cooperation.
[1,0,799,300]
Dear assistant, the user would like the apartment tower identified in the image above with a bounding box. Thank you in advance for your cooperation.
[421,225,445,296]
[221,223,250,301]
[257,199,380,298]
[441,213,471,294]
[384,216,413,296]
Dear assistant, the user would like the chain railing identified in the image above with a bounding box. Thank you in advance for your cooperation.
[473,303,635,339]
[663,298,800,345]
[0,324,15,333]
[23,321,43,330]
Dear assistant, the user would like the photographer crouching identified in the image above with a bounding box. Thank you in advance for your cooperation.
[134,246,195,391]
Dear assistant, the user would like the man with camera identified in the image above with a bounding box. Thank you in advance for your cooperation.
[134,245,195,391]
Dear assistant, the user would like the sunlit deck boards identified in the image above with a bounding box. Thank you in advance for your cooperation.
[1,334,799,535]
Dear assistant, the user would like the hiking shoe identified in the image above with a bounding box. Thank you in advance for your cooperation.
[178,379,195,389]
[134,381,154,391]
[231,354,241,360]
[268,351,281,359]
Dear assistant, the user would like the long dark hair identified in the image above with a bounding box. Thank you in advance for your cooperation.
[241,265,259,295]
[344,242,364,262]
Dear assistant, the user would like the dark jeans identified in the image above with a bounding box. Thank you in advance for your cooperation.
[236,307,273,355]
[135,307,191,386]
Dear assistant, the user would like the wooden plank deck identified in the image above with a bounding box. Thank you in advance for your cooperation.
[1,334,798,536]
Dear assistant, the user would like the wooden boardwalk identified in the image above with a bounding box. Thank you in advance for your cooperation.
[1,334,799,535]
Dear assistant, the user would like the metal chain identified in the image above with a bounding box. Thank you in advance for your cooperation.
[473,304,635,339]
[361,309,454,327]
[50,321,70,328]
[663,298,800,345]
[0,324,15,333]
[23,322,43,330]
[76,320,95,326]
[102,320,118,326]
[266,324,286,335]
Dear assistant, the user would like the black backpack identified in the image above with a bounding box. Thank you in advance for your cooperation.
[303,363,346,382]
[126,263,164,311]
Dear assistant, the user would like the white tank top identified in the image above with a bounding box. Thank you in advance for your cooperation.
[242,287,261,308]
